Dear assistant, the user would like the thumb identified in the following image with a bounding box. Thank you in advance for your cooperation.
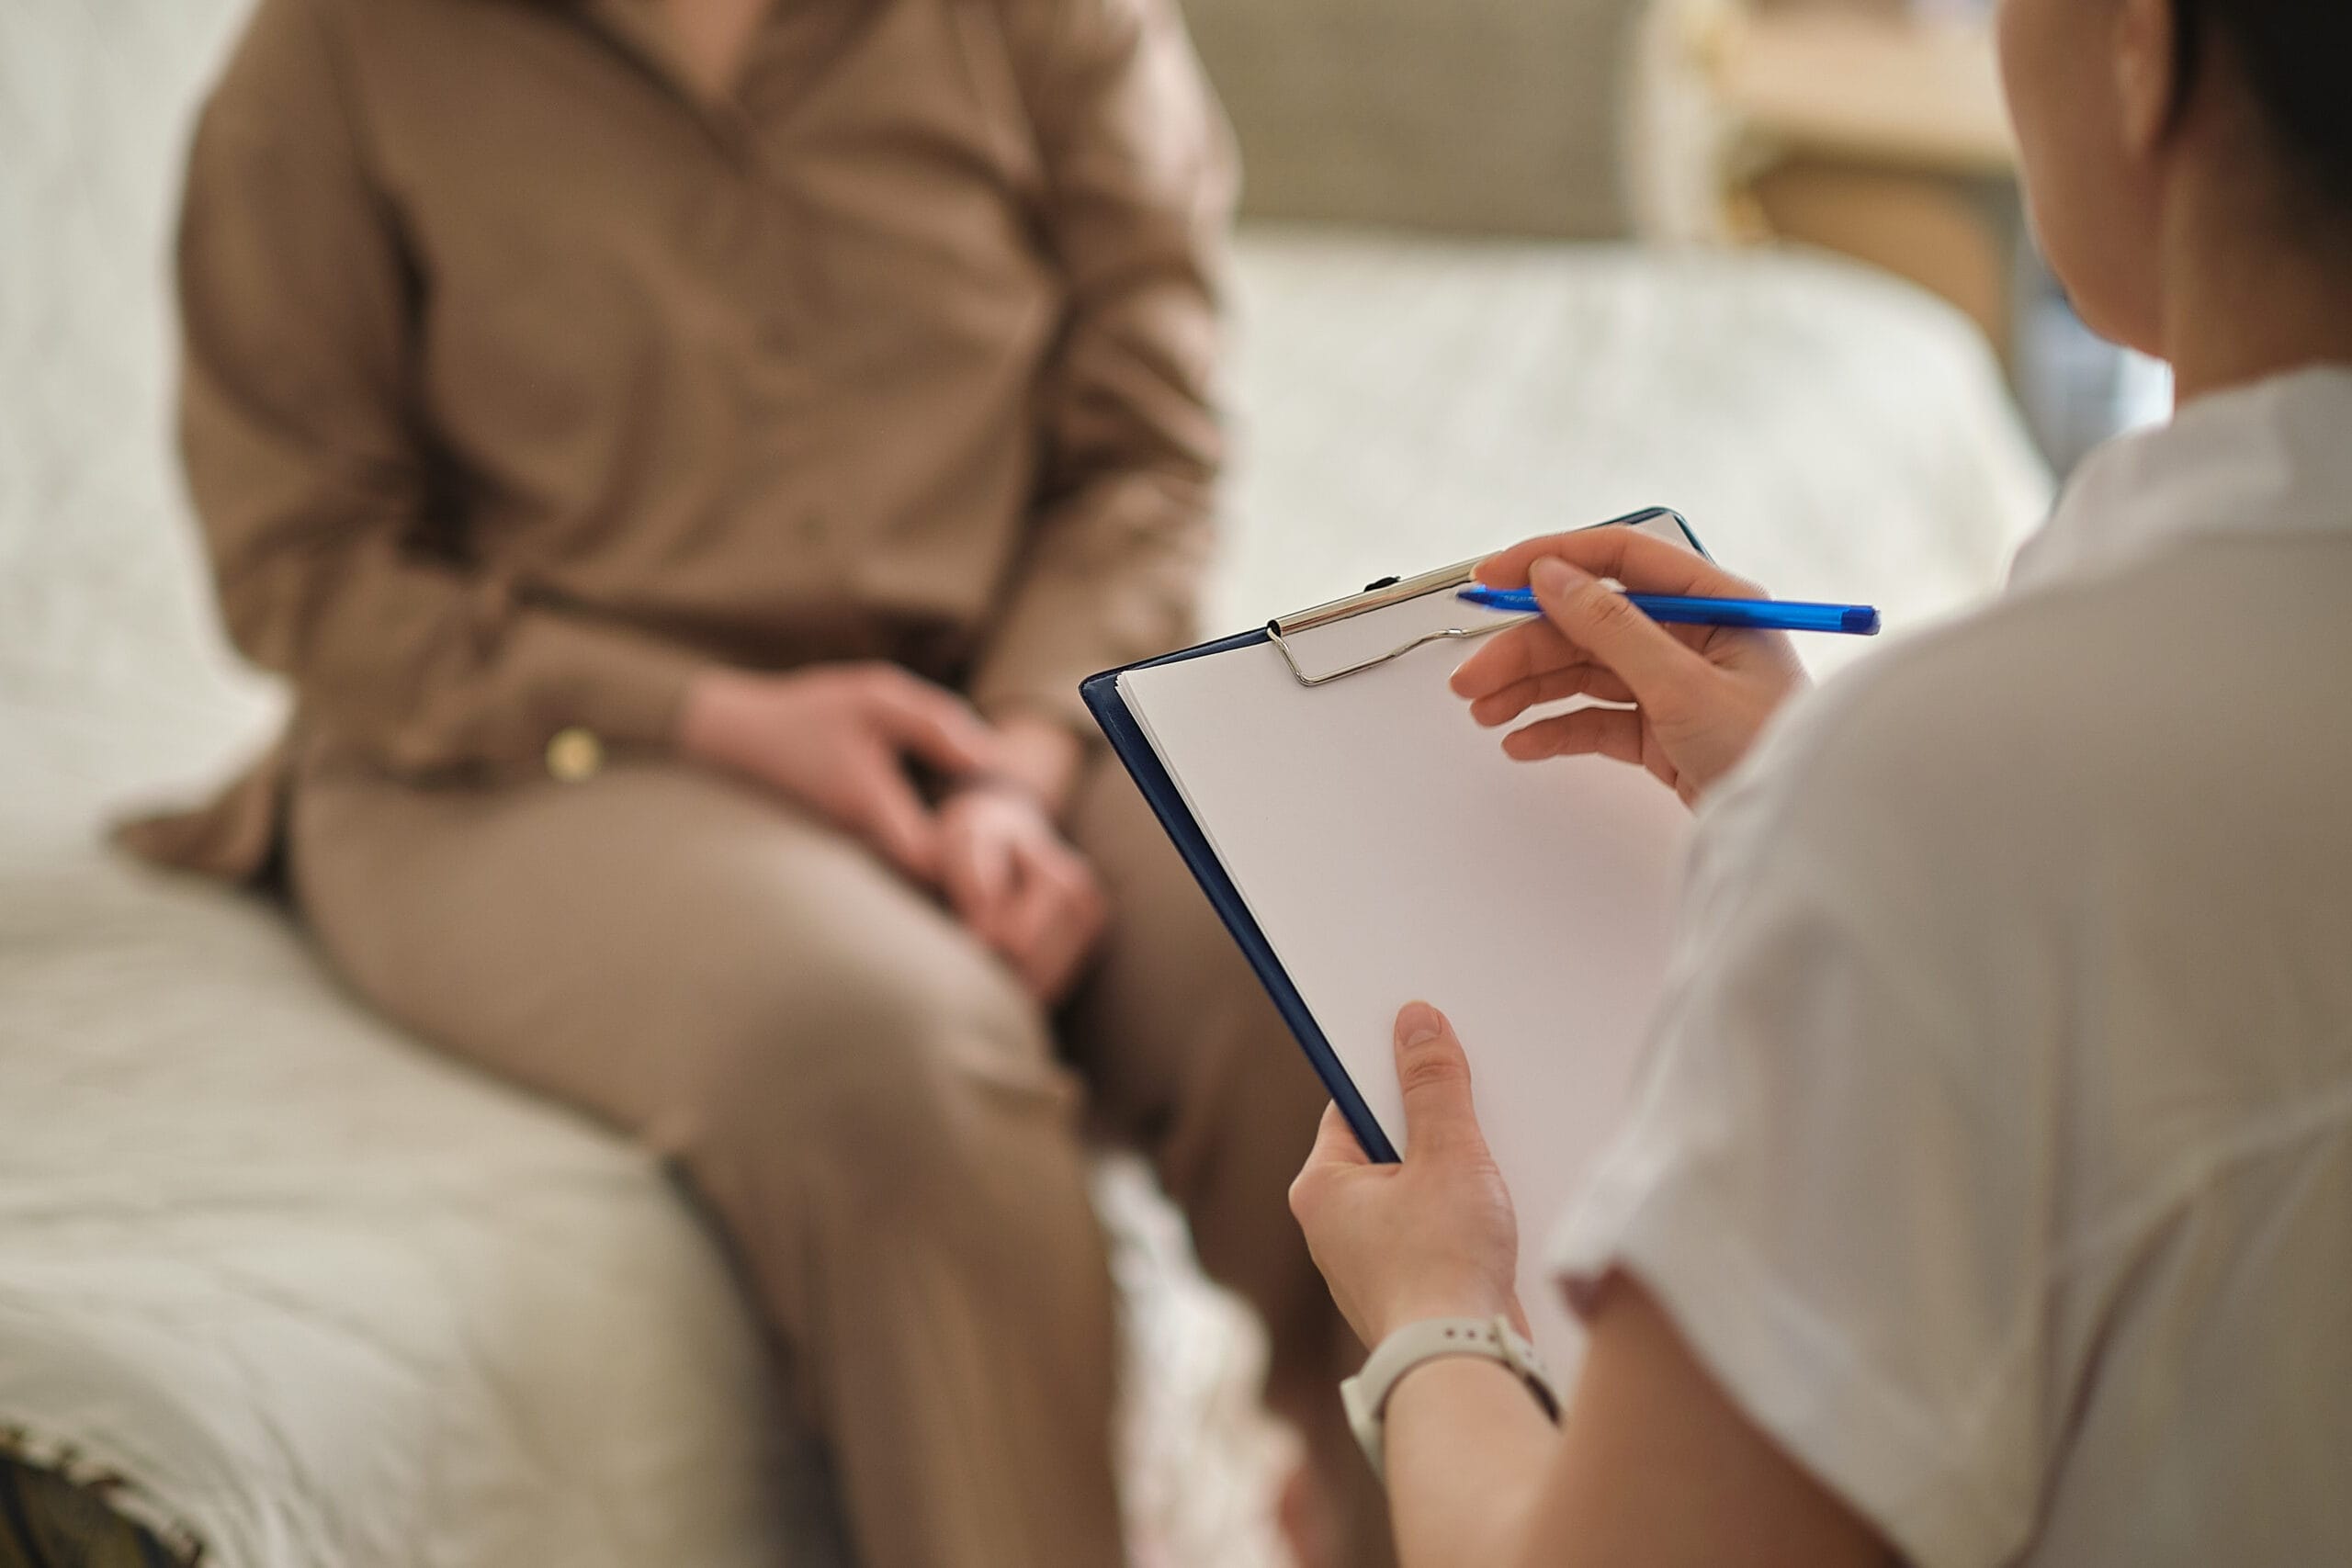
[1529,556,1711,714]
[857,764,941,882]
[1393,1002,1487,1160]
[867,675,1000,777]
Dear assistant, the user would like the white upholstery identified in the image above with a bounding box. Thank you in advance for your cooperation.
[0,1,2049,1563]
[1208,230,2050,666]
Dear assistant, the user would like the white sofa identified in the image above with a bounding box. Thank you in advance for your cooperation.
[0,2,2050,1563]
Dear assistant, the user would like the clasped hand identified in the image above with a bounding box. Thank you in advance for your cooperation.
[1297,525,1810,1345]
[678,661,1105,1002]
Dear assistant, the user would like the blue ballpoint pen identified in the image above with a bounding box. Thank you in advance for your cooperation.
[1457,585,1881,636]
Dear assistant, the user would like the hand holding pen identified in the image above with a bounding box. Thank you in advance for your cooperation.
[1447,525,1817,807]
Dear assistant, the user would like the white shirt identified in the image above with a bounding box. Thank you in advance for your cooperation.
[1549,367,2352,1568]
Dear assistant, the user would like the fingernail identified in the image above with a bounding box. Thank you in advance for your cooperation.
[1531,557,1585,594]
[1396,1000,1442,1047]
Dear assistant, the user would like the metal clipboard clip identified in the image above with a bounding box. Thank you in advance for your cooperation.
[1261,508,1703,688]
[1264,558,1501,688]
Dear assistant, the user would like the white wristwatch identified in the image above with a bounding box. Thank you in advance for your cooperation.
[1341,1314,1562,1483]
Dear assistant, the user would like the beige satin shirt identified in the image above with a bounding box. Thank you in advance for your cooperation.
[128,0,1233,878]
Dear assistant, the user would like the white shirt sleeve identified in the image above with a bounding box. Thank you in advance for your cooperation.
[1547,683,2065,1568]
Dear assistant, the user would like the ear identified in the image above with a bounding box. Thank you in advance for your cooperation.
[2114,0,2181,156]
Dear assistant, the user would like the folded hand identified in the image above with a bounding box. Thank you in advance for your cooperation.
[935,785,1108,1005]
[677,661,999,881]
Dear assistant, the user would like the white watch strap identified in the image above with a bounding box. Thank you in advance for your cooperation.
[1340,1315,1562,1483]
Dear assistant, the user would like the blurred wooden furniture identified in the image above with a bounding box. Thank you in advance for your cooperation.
[1708,2,2022,354]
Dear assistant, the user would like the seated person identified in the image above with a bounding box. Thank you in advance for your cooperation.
[126,0,1377,1562]
[1291,0,2352,1562]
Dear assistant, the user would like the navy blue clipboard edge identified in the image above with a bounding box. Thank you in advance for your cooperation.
[1081,626,1400,1160]
[1080,507,1709,1167]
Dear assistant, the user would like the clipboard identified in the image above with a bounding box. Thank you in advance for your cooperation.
[1082,505,1705,1159]
[1082,507,1705,1361]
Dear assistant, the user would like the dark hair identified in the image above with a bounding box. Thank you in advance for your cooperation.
[2175,0,2352,214]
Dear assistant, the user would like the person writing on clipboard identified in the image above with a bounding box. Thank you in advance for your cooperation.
[1287,1,2352,1564]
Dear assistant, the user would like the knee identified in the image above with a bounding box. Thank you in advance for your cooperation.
[692,936,1071,1205]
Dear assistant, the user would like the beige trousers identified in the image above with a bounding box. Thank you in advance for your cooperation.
[288,752,1372,1568]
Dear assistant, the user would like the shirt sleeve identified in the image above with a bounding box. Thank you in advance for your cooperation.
[966,0,1237,733]
[1546,685,2066,1568]
[177,0,705,780]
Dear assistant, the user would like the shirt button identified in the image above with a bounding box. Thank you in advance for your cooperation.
[545,727,605,784]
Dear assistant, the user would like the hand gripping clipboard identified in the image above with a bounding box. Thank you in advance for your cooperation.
[1080,507,1708,1168]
